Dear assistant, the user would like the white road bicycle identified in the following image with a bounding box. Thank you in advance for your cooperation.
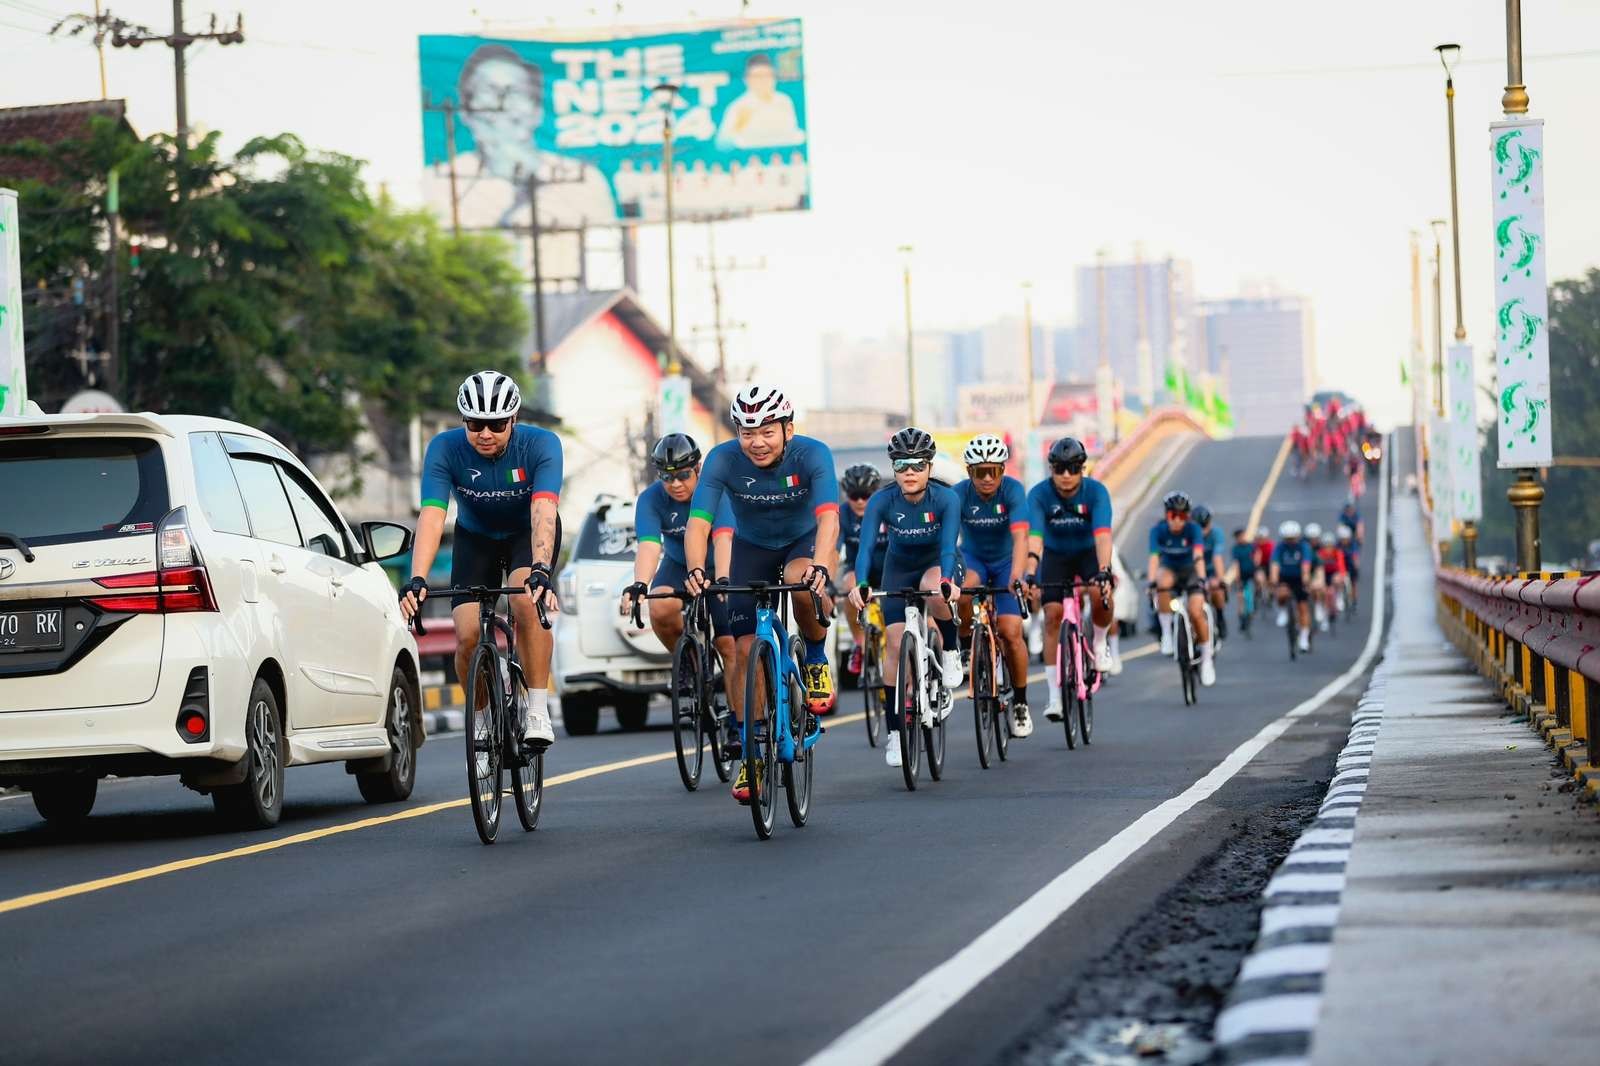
[1168,588,1217,707]
[877,587,953,792]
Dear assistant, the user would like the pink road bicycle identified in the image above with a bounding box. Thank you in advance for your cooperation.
[1038,578,1112,749]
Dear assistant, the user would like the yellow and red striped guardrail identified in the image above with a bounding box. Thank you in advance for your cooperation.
[1436,567,1600,795]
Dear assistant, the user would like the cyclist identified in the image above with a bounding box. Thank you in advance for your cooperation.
[1146,490,1215,687]
[1270,520,1313,653]
[1023,437,1118,722]
[1290,424,1312,477]
[1338,496,1365,548]
[1336,524,1360,610]
[845,428,963,769]
[1228,527,1258,631]
[1193,504,1228,641]
[619,434,737,715]
[838,464,887,679]
[683,385,840,804]
[1304,521,1328,631]
[1316,530,1349,622]
[954,434,1034,737]
[400,370,563,750]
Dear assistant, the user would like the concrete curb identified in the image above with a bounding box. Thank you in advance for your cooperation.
[423,709,465,736]
[1212,653,1393,1065]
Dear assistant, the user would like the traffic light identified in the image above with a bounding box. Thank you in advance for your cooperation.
[128,240,141,271]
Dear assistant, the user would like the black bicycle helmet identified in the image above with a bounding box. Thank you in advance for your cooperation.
[1048,437,1088,468]
[1192,504,1213,526]
[840,463,883,497]
[650,432,701,473]
[1162,490,1192,514]
[887,427,936,461]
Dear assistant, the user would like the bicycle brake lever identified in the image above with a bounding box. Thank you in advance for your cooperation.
[536,598,552,631]
[411,613,427,637]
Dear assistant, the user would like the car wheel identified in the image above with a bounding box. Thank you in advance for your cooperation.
[32,775,97,827]
[214,678,285,829]
[357,666,420,804]
[615,694,650,732]
[562,691,601,736]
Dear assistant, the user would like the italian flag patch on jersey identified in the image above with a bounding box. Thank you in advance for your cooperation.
[507,468,527,485]
[993,502,1007,515]
[922,511,935,522]
[783,474,801,487]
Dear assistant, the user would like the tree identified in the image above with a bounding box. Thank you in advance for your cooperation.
[0,122,526,461]
[1470,269,1600,566]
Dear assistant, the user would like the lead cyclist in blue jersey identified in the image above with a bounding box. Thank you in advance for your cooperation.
[399,370,564,749]
[683,385,841,804]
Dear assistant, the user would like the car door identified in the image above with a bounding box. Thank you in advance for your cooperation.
[276,464,386,726]
[226,451,346,731]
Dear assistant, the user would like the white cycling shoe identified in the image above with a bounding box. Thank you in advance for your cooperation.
[1095,642,1115,674]
[940,648,964,690]
[1200,659,1217,687]
[1159,632,1175,657]
[1298,629,1312,653]
[523,704,555,747]
[1044,692,1065,722]
[1276,607,1289,628]
[885,735,903,767]
[1012,701,1035,737]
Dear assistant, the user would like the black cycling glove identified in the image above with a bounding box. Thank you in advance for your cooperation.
[400,576,428,601]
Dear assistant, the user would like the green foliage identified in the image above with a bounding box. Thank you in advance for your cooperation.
[1470,269,1600,567]
[0,122,526,458]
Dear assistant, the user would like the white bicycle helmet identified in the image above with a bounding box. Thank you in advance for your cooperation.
[1279,520,1302,539]
[1320,532,1337,547]
[1336,524,1353,541]
[457,370,522,419]
[1304,522,1323,540]
[1256,525,1270,539]
[729,384,793,428]
[962,433,1009,465]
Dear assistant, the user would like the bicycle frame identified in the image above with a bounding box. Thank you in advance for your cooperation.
[1041,580,1107,703]
[711,582,823,764]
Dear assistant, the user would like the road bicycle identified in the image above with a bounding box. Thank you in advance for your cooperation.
[964,584,1027,769]
[872,587,953,792]
[1040,579,1109,748]
[860,598,888,748]
[414,585,548,845]
[1160,582,1214,706]
[705,581,827,840]
[633,591,734,792]
[1235,572,1257,638]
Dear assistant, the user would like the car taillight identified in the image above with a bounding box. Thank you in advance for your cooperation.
[87,507,217,613]
[559,567,578,616]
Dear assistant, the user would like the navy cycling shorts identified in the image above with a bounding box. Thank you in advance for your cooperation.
[726,534,815,638]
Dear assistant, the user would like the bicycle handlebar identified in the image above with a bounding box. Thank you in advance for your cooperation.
[702,580,832,622]
[408,584,550,636]
[962,583,1032,621]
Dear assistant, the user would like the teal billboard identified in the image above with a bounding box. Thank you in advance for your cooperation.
[419,19,810,231]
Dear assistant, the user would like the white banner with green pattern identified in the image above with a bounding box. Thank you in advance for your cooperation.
[1490,119,1550,468]
[1447,343,1482,521]
[1430,410,1454,534]
[0,188,26,417]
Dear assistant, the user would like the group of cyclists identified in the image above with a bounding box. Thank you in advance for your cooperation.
[396,369,1368,811]
[1291,395,1372,494]
[1223,500,1366,654]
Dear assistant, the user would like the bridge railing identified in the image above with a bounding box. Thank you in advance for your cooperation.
[1435,567,1600,783]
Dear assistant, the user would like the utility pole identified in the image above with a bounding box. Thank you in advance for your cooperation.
[104,168,120,402]
[421,93,463,236]
[110,2,245,161]
[518,163,586,396]
[695,221,764,438]
[48,3,118,98]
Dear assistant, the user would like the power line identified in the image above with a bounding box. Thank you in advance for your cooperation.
[104,1,245,160]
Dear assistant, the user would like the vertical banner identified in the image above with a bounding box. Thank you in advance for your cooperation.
[658,373,690,435]
[0,189,26,417]
[1447,343,1482,521]
[1429,411,1454,535]
[1489,119,1551,468]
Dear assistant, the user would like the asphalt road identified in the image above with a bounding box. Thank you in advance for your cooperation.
[0,434,1382,1066]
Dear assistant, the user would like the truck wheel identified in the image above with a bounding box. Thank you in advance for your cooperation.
[32,775,97,826]
[615,694,651,732]
[562,691,601,736]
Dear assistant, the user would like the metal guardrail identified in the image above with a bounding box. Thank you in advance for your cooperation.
[1436,567,1600,783]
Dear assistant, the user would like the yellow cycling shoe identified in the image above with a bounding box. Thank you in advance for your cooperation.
[805,662,836,714]
[733,759,765,805]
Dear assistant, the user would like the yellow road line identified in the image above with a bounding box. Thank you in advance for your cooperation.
[1246,434,1294,536]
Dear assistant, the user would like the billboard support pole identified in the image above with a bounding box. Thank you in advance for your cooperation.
[525,168,548,382]
[651,83,686,371]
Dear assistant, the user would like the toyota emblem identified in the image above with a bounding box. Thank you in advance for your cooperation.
[0,558,13,581]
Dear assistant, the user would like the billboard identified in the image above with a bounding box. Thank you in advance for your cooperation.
[0,189,25,417]
[419,19,810,232]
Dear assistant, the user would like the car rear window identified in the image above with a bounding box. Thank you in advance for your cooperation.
[0,436,170,547]
[573,505,637,562]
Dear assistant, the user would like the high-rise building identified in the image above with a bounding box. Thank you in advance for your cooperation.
[1074,256,1198,409]
[1199,295,1316,436]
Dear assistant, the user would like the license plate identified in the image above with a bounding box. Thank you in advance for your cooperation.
[633,670,672,686]
[0,609,65,653]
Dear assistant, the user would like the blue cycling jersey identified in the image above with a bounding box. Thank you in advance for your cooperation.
[1027,476,1112,555]
[689,436,840,551]
[420,425,563,538]
[838,504,888,573]
[1202,526,1223,573]
[855,482,961,582]
[635,481,734,565]
[1231,542,1258,576]
[1272,539,1312,576]
[956,475,1029,563]
[1338,505,1361,540]
[1148,519,1206,570]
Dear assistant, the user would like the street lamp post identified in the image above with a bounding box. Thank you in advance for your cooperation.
[1437,42,1477,569]
[1429,218,1448,559]
[651,83,686,372]
[899,244,916,425]
[1500,0,1543,573]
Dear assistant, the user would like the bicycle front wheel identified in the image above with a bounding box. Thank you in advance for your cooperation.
[863,624,884,748]
[745,641,780,839]
[785,637,813,828]
[1059,625,1079,749]
[973,624,995,769]
[896,638,922,791]
[671,637,706,791]
[465,645,504,844]
[1175,615,1196,705]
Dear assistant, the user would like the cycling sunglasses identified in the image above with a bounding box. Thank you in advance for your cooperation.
[892,458,929,473]
[1166,508,1190,520]
[969,464,1004,479]
[659,468,695,483]
[847,492,874,502]
[464,417,510,434]
[1051,461,1086,475]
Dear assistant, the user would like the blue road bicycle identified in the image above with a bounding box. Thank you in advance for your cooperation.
[710,581,828,840]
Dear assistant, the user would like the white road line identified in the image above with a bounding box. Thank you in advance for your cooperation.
[803,444,1391,1066]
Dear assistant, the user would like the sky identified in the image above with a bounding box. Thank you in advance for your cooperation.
[3,0,1599,431]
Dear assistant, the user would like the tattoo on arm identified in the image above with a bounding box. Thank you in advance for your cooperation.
[532,499,558,568]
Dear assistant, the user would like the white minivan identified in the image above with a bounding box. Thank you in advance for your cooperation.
[0,413,422,829]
